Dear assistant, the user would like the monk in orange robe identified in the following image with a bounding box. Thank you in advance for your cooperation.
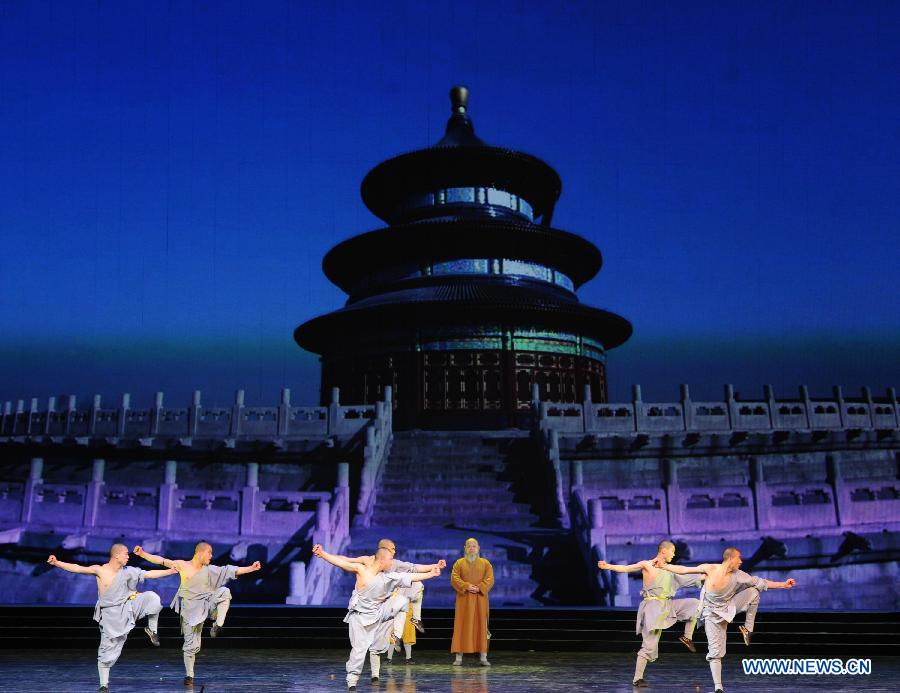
[450,537,494,666]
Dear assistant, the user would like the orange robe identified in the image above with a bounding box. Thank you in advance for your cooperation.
[450,556,494,653]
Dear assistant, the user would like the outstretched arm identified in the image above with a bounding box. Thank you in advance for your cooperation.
[407,566,441,583]
[143,568,178,579]
[133,546,181,570]
[414,559,447,571]
[658,562,712,575]
[235,561,262,576]
[312,544,361,574]
[597,559,651,573]
[46,555,99,575]
[765,577,796,589]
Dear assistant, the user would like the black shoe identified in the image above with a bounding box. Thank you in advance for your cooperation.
[715,688,725,693]
[184,676,194,688]
[144,627,160,646]
[405,658,415,665]
[632,680,648,688]
[371,676,379,683]
[679,635,696,653]
[739,625,751,646]
[410,617,425,634]
[348,688,356,692]
[99,687,109,693]
[210,623,223,638]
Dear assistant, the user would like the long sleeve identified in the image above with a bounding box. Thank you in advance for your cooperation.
[383,572,413,590]
[122,567,147,591]
[735,570,768,592]
[673,573,702,590]
[391,559,417,573]
[208,564,239,588]
[479,560,494,594]
[451,559,468,594]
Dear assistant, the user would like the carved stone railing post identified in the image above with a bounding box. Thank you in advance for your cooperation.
[150,392,164,436]
[278,389,291,437]
[188,390,201,438]
[240,462,260,536]
[83,458,105,527]
[89,395,101,437]
[21,457,43,522]
[117,393,130,438]
[230,389,244,438]
[327,387,340,436]
[157,460,178,531]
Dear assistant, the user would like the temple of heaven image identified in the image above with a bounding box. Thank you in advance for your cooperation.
[294,86,632,428]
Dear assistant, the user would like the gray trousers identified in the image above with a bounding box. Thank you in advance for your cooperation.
[181,586,232,655]
[346,594,408,687]
[637,598,699,663]
[97,592,162,668]
[705,588,760,662]
[392,581,424,636]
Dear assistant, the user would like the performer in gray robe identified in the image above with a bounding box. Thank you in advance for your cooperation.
[349,538,446,643]
[312,543,442,691]
[133,541,262,687]
[634,569,701,674]
[659,546,796,693]
[344,571,416,687]
[598,539,701,687]
[170,563,239,680]
[47,544,175,693]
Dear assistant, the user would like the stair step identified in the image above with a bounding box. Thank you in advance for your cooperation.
[367,518,540,530]
[372,501,532,513]
[381,471,505,482]
[380,479,513,489]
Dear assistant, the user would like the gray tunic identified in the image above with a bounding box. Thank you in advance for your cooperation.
[700,569,768,623]
[344,571,413,627]
[343,572,413,684]
[635,569,701,635]
[390,559,416,573]
[93,567,149,638]
[170,565,239,627]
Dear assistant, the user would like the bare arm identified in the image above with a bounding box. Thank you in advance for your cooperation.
[407,566,441,583]
[658,562,712,575]
[597,559,650,573]
[46,555,99,575]
[414,560,447,571]
[143,568,178,579]
[133,546,180,570]
[235,561,263,576]
[765,578,796,589]
[312,544,361,574]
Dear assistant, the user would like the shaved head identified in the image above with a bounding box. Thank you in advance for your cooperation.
[658,540,675,552]
[723,547,741,561]
[375,547,393,561]
[109,543,127,558]
[195,541,212,554]
[377,539,395,553]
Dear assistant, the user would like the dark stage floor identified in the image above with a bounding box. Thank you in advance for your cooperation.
[1,649,896,693]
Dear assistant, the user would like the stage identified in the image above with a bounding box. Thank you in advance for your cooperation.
[1,649,897,692]
[2,606,897,691]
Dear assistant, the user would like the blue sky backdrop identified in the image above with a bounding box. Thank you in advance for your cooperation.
[0,0,897,408]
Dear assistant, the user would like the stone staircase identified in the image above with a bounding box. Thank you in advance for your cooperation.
[327,431,591,607]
